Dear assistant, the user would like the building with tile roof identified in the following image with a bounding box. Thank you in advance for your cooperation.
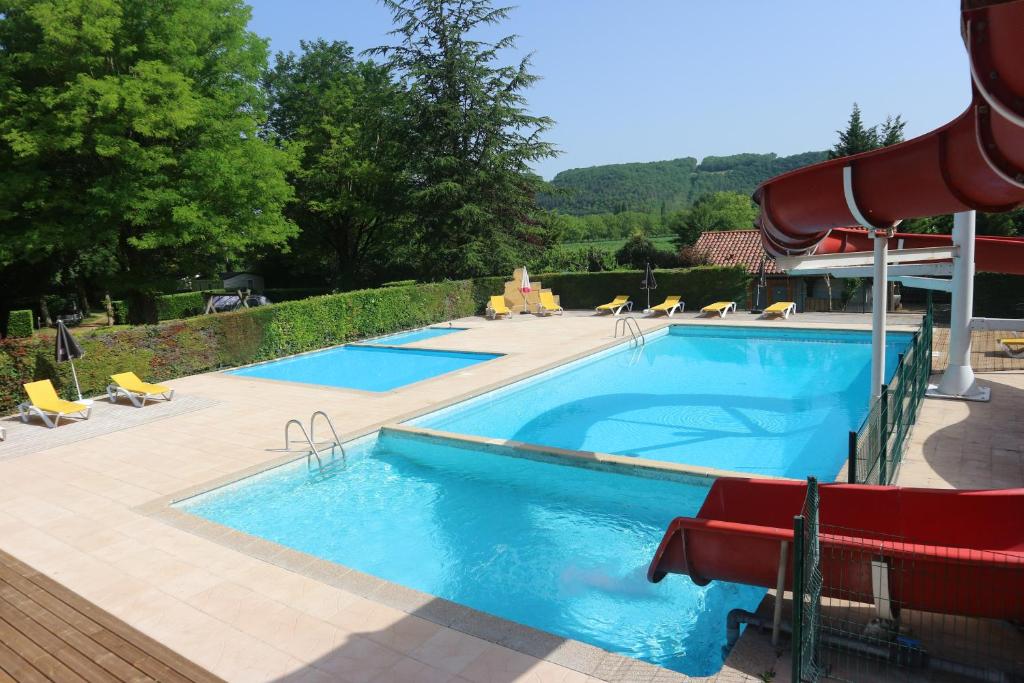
[693,230,847,312]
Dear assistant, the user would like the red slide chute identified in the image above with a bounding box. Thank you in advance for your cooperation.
[754,0,1024,275]
[647,478,1024,620]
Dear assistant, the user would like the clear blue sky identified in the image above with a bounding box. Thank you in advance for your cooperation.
[245,0,969,179]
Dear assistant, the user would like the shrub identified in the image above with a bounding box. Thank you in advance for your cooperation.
[5,310,34,338]
[111,300,129,325]
[381,279,416,288]
[263,287,331,302]
[155,291,208,321]
[0,280,478,414]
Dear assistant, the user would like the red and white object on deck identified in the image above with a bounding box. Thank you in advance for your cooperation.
[520,267,532,293]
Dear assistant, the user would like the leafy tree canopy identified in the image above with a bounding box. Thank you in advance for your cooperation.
[669,191,759,247]
[262,39,409,288]
[0,0,296,302]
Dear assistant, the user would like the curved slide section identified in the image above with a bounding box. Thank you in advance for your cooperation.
[647,478,1024,620]
[754,0,1024,273]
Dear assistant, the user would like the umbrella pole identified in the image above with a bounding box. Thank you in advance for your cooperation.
[69,360,83,401]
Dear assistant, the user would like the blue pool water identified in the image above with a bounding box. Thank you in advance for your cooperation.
[415,326,913,480]
[179,430,764,675]
[229,345,499,392]
[368,326,466,346]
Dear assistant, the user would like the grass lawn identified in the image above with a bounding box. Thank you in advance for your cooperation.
[562,236,676,252]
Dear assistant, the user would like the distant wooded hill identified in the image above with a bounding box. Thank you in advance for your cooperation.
[539,151,828,215]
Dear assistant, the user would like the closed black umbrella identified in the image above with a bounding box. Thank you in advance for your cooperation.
[55,320,85,401]
[641,262,657,311]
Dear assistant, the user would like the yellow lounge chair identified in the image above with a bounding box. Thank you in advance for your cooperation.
[761,301,797,320]
[535,291,563,316]
[648,296,684,318]
[18,380,91,428]
[596,295,632,316]
[108,372,175,407]
[486,295,512,320]
[998,338,1024,358]
[700,301,737,318]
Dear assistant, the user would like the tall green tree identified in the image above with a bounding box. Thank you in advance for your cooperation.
[670,191,759,246]
[370,0,558,278]
[829,104,907,159]
[263,40,409,287]
[0,0,295,303]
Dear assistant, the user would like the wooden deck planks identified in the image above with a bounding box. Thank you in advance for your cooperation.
[0,550,223,683]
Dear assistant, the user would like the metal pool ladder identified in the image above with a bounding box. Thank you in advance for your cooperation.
[284,411,345,469]
[614,317,645,347]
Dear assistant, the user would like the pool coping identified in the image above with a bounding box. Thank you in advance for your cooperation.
[134,317,923,682]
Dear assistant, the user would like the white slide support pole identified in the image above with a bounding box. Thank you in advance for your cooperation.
[871,234,888,398]
[930,210,990,401]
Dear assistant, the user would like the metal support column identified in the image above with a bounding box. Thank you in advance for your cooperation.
[870,233,888,398]
[929,210,991,402]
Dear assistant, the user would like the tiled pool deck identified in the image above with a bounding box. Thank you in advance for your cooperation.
[0,310,1020,682]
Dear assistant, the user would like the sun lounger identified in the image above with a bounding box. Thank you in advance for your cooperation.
[700,301,737,318]
[596,295,632,315]
[107,372,175,407]
[18,380,91,428]
[761,301,796,319]
[486,296,512,320]
[998,338,1024,358]
[648,296,684,317]
[535,291,563,316]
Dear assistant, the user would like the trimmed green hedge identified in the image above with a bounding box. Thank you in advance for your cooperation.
[974,273,1024,318]
[5,310,33,338]
[111,300,129,325]
[264,287,331,302]
[471,266,750,311]
[155,291,208,321]
[0,281,476,414]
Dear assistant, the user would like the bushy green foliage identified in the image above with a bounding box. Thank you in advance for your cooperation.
[381,280,416,288]
[111,301,129,325]
[0,0,296,303]
[829,103,907,159]
[0,281,477,413]
[155,292,208,321]
[614,234,679,270]
[5,310,33,338]
[538,152,827,216]
[263,288,332,302]
[669,192,760,246]
[529,245,615,273]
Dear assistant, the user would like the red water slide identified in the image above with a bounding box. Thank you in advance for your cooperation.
[754,0,1024,274]
[647,478,1024,620]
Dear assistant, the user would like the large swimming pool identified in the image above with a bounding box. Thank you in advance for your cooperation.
[414,325,912,480]
[194,323,916,674]
[228,344,499,392]
[178,430,764,675]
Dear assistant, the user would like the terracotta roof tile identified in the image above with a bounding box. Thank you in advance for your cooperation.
[693,230,782,275]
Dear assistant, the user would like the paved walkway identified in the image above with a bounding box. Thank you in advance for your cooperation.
[0,309,1014,682]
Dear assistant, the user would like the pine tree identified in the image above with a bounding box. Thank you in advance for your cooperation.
[369,0,557,279]
[829,103,879,159]
[878,115,907,147]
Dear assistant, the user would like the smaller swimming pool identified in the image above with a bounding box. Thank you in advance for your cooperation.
[229,345,500,392]
[368,326,466,346]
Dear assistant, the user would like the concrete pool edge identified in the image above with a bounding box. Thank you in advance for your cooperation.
[381,424,789,484]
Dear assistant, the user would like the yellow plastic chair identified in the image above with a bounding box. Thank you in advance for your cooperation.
[595,295,632,315]
[761,301,797,320]
[700,301,737,318]
[535,291,563,316]
[648,296,684,317]
[108,372,175,407]
[486,295,512,320]
[18,380,91,428]
[998,338,1024,358]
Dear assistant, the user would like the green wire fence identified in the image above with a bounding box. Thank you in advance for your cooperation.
[847,301,933,485]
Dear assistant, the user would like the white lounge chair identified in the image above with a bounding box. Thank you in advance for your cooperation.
[700,301,737,318]
[998,338,1024,358]
[18,380,91,428]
